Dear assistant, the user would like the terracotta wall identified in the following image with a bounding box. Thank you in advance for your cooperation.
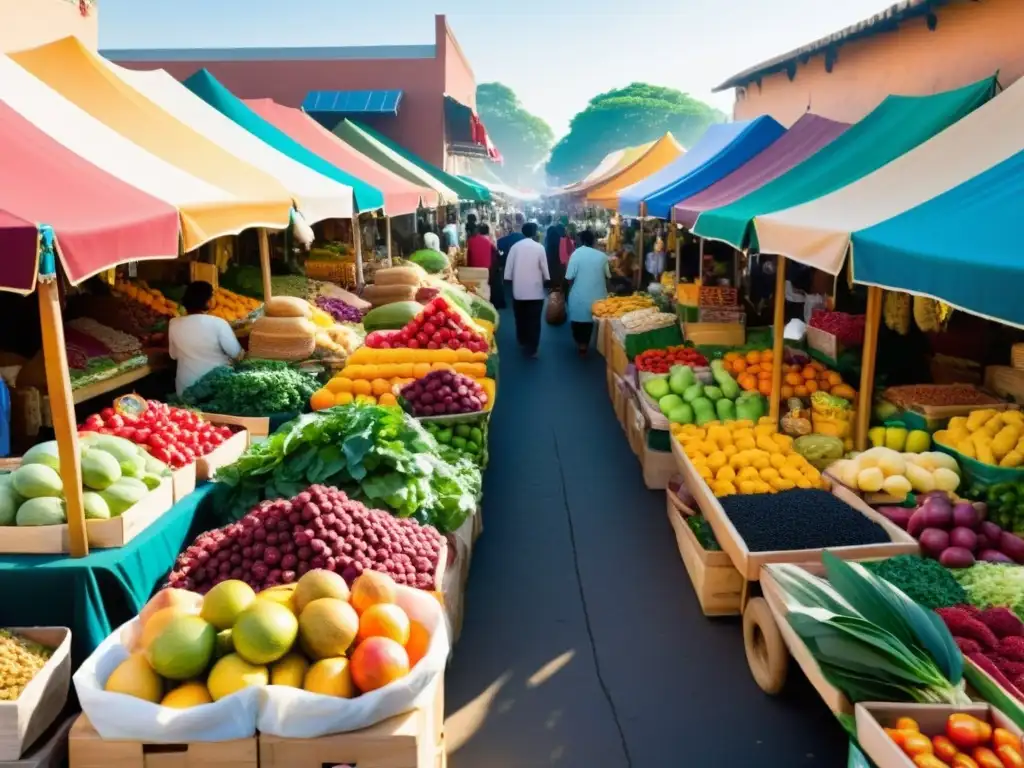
[440,16,476,108]
[732,0,1024,126]
[0,0,97,53]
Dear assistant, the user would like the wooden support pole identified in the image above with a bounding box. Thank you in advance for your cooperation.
[769,255,787,423]
[352,214,364,289]
[258,228,272,304]
[38,278,87,557]
[855,285,884,451]
[674,226,682,284]
[385,217,393,263]
[634,204,645,289]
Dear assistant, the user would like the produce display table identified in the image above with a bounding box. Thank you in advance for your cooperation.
[0,483,218,665]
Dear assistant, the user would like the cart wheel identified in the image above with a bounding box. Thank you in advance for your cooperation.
[743,597,789,695]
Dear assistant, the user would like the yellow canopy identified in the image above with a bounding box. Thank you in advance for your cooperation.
[586,134,685,209]
[562,140,657,197]
[10,37,294,250]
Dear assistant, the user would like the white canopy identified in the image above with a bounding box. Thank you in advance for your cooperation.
[753,78,1024,275]
[0,55,231,210]
[108,62,353,223]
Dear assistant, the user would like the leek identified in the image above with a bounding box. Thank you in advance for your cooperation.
[770,561,970,706]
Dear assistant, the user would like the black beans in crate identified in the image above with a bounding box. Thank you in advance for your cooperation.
[719,489,891,552]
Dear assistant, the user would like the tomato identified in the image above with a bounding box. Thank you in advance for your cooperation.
[933,736,959,762]
[903,733,934,757]
[996,745,1024,768]
[151,447,171,464]
[972,747,1003,768]
[949,716,988,750]
[994,730,1023,753]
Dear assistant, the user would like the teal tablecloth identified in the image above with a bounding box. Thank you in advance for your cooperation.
[0,483,218,666]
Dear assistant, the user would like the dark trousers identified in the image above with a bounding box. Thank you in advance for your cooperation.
[571,321,594,348]
[512,299,544,354]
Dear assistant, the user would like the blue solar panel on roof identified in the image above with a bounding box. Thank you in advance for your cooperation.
[301,89,403,115]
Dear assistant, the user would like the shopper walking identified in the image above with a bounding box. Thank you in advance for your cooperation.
[504,222,549,357]
[565,229,610,356]
[466,223,496,269]
[544,215,568,288]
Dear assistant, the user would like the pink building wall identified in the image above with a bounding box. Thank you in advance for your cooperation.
[1,0,97,53]
[110,14,479,170]
[731,0,1024,126]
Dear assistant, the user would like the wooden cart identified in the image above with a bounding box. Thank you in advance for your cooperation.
[669,437,920,700]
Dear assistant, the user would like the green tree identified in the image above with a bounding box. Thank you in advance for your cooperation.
[476,83,555,188]
[545,83,725,185]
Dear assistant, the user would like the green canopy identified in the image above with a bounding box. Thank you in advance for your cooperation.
[183,69,385,213]
[692,77,995,250]
[331,120,459,205]
[349,121,491,204]
[457,175,492,199]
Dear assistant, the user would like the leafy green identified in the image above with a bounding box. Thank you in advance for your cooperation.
[213,404,481,532]
[175,359,317,416]
[863,555,967,610]
[954,562,1024,621]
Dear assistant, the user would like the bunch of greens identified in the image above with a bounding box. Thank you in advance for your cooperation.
[863,555,967,610]
[771,552,968,706]
[686,515,720,551]
[175,359,317,416]
[979,482,1024,535]
[422,417,489,469]
[953,562,1024,621]
[213,404,481,532]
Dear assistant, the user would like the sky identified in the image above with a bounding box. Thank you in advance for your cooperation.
[99,0,893,139]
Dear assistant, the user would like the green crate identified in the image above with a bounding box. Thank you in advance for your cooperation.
[935,443,1024,489]
[624,324,684,361]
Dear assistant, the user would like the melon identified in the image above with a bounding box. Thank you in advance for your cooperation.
[21,441,60,471]
[362,301,424,332]
[201,580,256,630]
[293,569,349,615]
[146,615,216,680]
[12,464,62,499]
[298,598,358,660]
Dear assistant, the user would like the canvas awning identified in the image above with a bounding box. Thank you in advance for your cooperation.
[585,134,685,209]
[0,211,41,284]
[0,101,179,293]
[245,98,436,216]
[672,114,849,229]
[577,149,626,186]
[303,89,403,125]
[692,77,996,250]
[559,140,657,197]
[619,117,786,218]
[330,120,459,205]
[349,121,490,203]
[10,37,294,249]
[107,63,355,223]
[753,77,1024,275]
[851,148,1024,327]
[0,53,239,249]
[183,69,384,214]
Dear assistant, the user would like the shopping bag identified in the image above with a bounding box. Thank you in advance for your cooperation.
[257,585,449,737]
[546,290,567,326]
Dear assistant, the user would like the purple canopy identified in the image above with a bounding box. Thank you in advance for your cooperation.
[0,211,38,289]
[672,114,849,229]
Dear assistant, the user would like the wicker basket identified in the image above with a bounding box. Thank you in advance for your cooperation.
[305,259,356,285]
[248,331,316,361]
[1012,343,1024,371]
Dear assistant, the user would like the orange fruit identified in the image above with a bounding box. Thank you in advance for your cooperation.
[356,603,411,646]
[350,571,398,615]
[335,392,354,406]
[732,359,747,374]
[827,371,843,387]
[352,380,373,396]
[739,374,757,392]
[761,350,774,363]
[378,393,397,407]
[747,364,761,376]
[780,385,795,399]
[430,362,454,371]
[370,378,391,396]
[805,380,819,393]
[758,380,773,396]
[810,362,826,372]
[413,363,432,378]
[350,637,410,693]
[326,377,351,394]
[746,350,761,365]
[758,370,772,381]
[802,367,817,380]
[724,351,740,362]
[795,385,809,397]
[785,372,803,387]
[405,621,430,667]
[310,389,336,411]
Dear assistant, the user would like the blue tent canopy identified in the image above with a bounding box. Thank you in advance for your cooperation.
[621,116,785,219]
[852,147,1024,328]
[618,121,761,218]
[303,90,403,121]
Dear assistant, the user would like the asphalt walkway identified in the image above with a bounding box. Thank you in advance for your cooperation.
[444,306,848,767]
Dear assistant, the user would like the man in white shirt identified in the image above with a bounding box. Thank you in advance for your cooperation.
[442,214,460,251]
[169,281,244,395]
[504,222,549,357]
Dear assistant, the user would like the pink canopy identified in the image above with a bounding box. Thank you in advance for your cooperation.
[244,99,437,216]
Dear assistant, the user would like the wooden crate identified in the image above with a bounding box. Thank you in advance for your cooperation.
[641,443,676,490]
[670,440,919,581]
[605,364,614,404]
[0,479,173,554]
[682,322,745,347]
[666,495,743,616]
[595,318,608,358]
[856,702,1022,768]
[69,716,257,768]
[196,430,249,482]
[625,395,645,459]
[806,326,843,362]
[0,712,75,768]
[199,413,270,440]
[0,629,71,761]
[612,375,628,430]
[259,681,444,768]
[985,365,1024,404]
[609,337,628,377]
[171,463,196,503]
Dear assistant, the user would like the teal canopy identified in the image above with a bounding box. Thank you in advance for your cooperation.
[692,77,995,250]
[183,69,386,213]
[853,147,1024,327]
[350,121,490,204]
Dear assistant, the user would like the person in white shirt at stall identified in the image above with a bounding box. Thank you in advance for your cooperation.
[169,281,243,396]
[504,222,550,358]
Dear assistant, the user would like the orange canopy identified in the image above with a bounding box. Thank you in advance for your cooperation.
[10,37,294,249]
[585,134,685,209]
